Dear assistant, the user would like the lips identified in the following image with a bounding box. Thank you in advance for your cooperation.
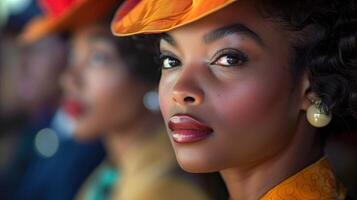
[168,114,213,143]
[62,98,85,118]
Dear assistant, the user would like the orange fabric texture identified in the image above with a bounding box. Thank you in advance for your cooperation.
[111,0,237,36]
[261,157,346,200]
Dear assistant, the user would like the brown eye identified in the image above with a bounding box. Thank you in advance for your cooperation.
[211,48,248,67]
[215,55,241,66]
[88,52,111,67]
[160,55,181,69]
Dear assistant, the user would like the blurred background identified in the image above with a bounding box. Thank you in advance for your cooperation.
[0,0,356,199]
[0,0,105,199]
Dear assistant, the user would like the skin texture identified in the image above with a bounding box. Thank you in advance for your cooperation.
[158,1,322,199]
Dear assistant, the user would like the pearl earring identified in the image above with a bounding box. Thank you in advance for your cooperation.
[306,100,332,128]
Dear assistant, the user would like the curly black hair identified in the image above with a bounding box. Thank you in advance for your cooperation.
[113,35,161,85]
[101,8,161,85]
[258,0,357,134]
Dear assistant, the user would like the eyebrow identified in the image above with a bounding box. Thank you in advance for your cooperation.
[204,24,265,46]
[159,23,265,48]
[160,33,177,46]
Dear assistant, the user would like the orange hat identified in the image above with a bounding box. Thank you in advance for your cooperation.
[111,0,237,36]
[20,0,122,44]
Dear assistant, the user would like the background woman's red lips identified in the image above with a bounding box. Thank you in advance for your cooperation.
[168,114,213,143]
[62,99,85,118]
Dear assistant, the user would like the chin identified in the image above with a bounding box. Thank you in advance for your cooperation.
[174,147,224,173]
[72,125,101,142]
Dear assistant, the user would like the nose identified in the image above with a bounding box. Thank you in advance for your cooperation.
[172,67,204,106]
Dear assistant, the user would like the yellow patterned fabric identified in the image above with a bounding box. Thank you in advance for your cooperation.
[111,0,237,36]
[76,130,211,200]
[111,130,210,200]
[261,157,347,200]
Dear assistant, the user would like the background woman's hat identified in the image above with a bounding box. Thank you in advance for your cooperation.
[111,0,237,36]
[20,0,122,44]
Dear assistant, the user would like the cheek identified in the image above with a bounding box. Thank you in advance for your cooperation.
[76,71,126,134]
[85,70,125,106]
[159,76,171,121]
[207,71,299,162]
[211,61,297,132]
[214,80,286,126]
[84,69,146,129]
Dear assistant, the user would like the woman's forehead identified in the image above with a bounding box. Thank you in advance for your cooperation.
[72,25,111,43]
[161,1,284,49]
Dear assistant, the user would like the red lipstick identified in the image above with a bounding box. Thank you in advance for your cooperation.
[62,99,85,118]
[168,114,213,143]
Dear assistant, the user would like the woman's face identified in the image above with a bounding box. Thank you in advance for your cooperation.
[61,26,147,141]
[159,0,309,172]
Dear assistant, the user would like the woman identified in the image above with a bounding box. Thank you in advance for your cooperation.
[21,0,226,199]
[112,0,357,199]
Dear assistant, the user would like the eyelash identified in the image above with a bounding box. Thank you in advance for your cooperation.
[159,53,181,70]
[88,52,112,67]
[210,48,248,67]
[159,48,248,70]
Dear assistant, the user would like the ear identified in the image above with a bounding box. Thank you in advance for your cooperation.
[300,72,318,111]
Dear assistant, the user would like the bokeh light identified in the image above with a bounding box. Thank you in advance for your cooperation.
[34,128,60,158]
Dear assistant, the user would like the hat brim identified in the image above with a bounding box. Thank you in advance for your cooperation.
[111,0,237,36]
[20,0,121,44]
